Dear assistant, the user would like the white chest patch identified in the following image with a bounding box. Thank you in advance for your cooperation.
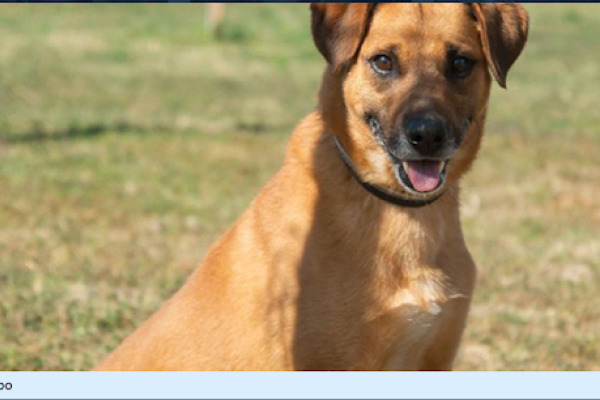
[389,279,445,316]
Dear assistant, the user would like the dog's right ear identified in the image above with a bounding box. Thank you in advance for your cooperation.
[311,3,375,72]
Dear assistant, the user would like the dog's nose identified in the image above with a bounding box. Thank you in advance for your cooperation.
[404,114,447,156]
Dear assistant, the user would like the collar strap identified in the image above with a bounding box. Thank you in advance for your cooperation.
[333,137,444,208]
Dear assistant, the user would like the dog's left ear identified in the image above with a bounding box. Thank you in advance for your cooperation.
[472,3,529,88]
[310,3,375,72]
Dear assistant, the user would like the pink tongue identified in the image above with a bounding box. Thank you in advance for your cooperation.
[405,161,441,192]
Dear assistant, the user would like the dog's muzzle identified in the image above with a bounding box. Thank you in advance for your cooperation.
[366,113,471,198]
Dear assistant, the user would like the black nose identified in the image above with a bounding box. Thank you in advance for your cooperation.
[404,114,447,156]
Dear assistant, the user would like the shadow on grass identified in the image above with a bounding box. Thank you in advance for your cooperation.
[0,122,141,145]
[0,120,290,145]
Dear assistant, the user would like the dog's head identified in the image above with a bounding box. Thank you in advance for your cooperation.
[312,3,528,201]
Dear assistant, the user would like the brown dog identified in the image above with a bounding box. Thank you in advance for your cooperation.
[94,3,528,371]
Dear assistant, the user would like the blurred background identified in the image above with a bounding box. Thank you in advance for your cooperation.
[0,4,598,371]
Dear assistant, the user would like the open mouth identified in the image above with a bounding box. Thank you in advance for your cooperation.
[395,160,449,194]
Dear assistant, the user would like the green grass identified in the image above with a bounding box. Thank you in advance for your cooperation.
[1,4,599,371]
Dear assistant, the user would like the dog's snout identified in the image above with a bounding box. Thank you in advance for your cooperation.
[404,114,447,156]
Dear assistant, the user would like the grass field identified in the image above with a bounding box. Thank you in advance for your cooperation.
[1,4,599,371]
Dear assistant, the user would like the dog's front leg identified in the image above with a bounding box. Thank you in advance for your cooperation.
[418,296,472,371]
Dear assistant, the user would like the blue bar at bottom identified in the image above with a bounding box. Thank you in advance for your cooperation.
[1,371,599,400]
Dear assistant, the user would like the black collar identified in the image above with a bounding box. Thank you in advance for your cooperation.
[333,137,444,208]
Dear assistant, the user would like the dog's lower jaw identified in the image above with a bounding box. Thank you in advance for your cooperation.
[395,160,449,195]
[332,136,446,208]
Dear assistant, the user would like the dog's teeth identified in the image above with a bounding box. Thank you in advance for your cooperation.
[438,162,444,174]
[402,161,409,172]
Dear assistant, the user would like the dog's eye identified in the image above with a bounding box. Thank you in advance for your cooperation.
[371,55,393,74]
[449,56,475,79]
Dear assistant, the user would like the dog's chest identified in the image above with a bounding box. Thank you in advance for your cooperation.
[389,275,446,326]
[371,272,453,369]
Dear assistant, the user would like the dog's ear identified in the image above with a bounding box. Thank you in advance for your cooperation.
[472,3,529,88]
[310,3,375,71]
